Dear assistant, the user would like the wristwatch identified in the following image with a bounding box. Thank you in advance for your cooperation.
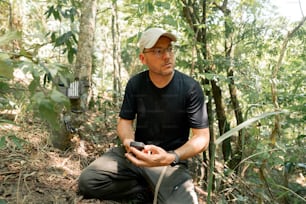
[168,151,180,166]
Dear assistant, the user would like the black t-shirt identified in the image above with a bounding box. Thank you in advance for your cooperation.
[119,70,208,151]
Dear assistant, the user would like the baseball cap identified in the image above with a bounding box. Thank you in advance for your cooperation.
[138,28,177,53]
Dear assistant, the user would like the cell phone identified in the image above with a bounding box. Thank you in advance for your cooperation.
[130,141,145,151]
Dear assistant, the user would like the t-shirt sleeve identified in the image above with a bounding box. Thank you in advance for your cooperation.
[119,80,136,120]
[186,82,209,128]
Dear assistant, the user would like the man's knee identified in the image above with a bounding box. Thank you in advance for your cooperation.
[78,168,109,198]
[78,168,93,195]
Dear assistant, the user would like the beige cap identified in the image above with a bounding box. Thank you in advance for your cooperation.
[139,28,177,53]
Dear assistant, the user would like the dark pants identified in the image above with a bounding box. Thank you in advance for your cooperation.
[78,147,198,204]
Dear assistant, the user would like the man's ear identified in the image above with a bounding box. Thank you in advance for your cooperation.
[139,53,146,65]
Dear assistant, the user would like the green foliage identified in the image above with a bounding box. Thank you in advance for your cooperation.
[45,0,79,22]
[0,134,27,149]
[45,0,80,64]
[0,31,21,78]
[215,110,287,145]
[0,15,72,131]
[0,32,21,111]
[0,31,21,46]
[0,54,14,79]
[31,88,69,130]
[0,199,6,204]
[49,31,78,63]
[24,61,72,130]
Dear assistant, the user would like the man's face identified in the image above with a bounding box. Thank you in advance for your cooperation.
[140,36,175,76]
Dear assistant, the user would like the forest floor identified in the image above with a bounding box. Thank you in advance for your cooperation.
[0,111,210,204]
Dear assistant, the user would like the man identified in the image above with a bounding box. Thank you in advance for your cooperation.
[78,27,210,204]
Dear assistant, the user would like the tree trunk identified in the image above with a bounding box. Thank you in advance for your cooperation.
[8,0,22,52]
[51,0,97,150]
[111,0,122,105]
[213,0,245,168]
[211,79,231,161]
[223,4,244,170]
[227,67,244,170]
[74,0,97,110]
[182,0,232,186]
[205,79,215,190]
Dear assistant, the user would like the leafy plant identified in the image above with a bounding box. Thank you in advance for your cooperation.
[30,88,70,130]
[45,0,80,64]
[0,134,27,149]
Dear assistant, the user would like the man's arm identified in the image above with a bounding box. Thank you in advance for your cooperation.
[117,117,135,151]
[174,127,210,161]
[126,127,210,167]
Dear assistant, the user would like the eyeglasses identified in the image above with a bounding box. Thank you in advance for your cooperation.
[143,47,175,58]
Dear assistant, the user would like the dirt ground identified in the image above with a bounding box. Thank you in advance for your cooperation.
[0,112,208,204]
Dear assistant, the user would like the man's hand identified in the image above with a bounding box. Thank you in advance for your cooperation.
[125,144,176,167]
[122,138,134,152]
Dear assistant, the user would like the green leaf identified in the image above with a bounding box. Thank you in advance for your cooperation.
[47,65,59,79]
[215,111,287,145]
[55,31,73,47]
[50,88,69,105]
[0,81,9,91]
[51,32,57,42]
[297,134,306,140]
[45,5,54,19]
[0,136,6,149]
[32,92,45,104]
[53,10,61,21]
[8,135,26,149]
[156,1,170,9]
[68,48,76,64]
[0,198,7,204]
[71,32,78,44]
[0,118,15,125]
[58,73,69,87]
[0,60,14,78]
[146,2,154,13]
[204,73,216,80]
[0,31,21,46]
[28,77,40,94]
[69,8,76,22]
[38,99,60,129]
[127,35,138,44]
[0,53,10,60]
[163,15,177,26]
[0,53,14,78]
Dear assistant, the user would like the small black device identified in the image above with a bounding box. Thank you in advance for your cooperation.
[130,141,145,151]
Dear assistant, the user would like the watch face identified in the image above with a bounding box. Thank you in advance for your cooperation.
[170,151,179,166]
[170,161,176,166]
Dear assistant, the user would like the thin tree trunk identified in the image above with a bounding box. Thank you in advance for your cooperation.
[227,67,244,169]
[211,79,231,161]
[8,0,22,52]
[223,4,244,170]
[214,0,246,168]
[111,0,122,105]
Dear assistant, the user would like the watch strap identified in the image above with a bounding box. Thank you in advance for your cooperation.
[168,151,180,166]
